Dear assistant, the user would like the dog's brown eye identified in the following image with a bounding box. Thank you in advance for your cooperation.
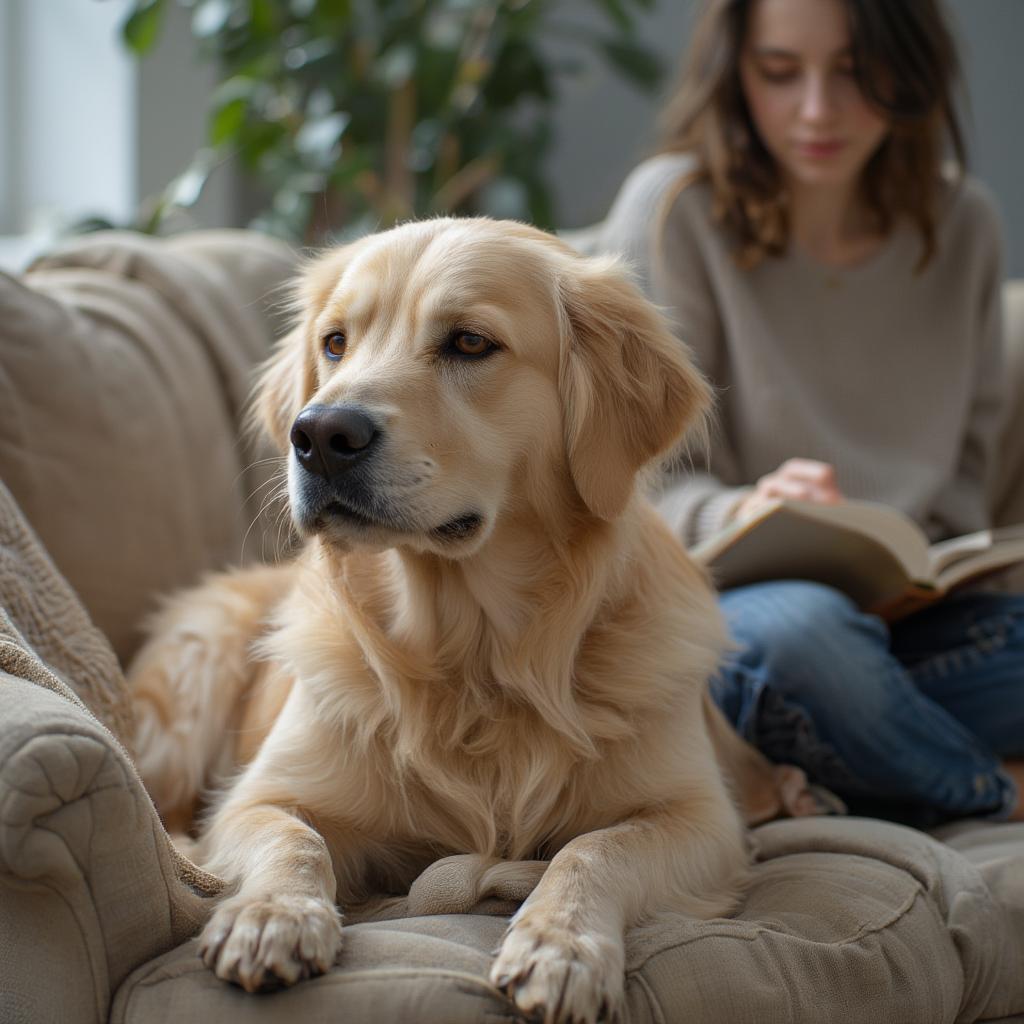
[323,332,346,361]
[447,331,496,359]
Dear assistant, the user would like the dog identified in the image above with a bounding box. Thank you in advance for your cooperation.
[128,217,815,1024]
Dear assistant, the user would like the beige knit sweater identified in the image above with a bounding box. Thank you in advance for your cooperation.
[596,153,1007,549]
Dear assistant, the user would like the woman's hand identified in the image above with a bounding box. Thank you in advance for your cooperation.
[734,459,843,521]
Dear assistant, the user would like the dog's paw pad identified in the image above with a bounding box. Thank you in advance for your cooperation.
[490,916,624,1024]
[199,893,343,992]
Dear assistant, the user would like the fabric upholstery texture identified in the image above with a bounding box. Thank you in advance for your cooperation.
[109,819,1024,1024]
[0,230,295,665]
[0,673,217,1024]
[0,464,226,898]
[0,473,132,743]
[1,229,1024,1023]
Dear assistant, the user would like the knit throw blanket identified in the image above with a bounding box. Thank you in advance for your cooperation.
[0,476,220,898]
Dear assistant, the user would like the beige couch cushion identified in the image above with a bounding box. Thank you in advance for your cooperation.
[0,230,297,665]
[111,817,1024,1023]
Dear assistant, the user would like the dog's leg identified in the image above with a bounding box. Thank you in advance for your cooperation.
[196,796,345,992]
[490,793,748,1024]
[703,690,846,822]
[703,689,789,823]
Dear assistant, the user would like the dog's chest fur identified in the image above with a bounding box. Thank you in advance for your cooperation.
[296,656,662,868]
[267,537,720,892]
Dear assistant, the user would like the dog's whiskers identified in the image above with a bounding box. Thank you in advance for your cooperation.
[232,455,288,491]
[242,474,289,508]
[271,497,296,563]
[241,479,290,563]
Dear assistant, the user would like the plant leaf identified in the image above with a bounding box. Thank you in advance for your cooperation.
[121,0,664,241]
[210,97,248,145]
[121,0,165,55]
[208,76,259,145]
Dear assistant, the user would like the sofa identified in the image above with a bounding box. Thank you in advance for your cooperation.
[1,228,1024,1024]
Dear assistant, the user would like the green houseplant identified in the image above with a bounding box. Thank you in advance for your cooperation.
[122,0,664,243]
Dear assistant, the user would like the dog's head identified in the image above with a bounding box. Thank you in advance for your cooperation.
[254,218,709,557]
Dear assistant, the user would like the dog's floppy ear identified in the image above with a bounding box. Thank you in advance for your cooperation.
[558,254,711,520]
[249,248,355,451]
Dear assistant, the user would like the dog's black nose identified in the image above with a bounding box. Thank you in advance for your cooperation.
[290,405,381,479]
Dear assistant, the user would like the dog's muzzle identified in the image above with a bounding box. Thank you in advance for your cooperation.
[290,404,381,482]
[288,403,483,545]
[288,403,402,535]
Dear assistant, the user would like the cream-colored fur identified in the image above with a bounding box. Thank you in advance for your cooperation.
[129,217,794,1022]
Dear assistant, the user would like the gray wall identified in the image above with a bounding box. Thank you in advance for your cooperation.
[547,0,1024,278]
[948,0,1024,279]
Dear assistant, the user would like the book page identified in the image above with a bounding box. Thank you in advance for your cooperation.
[779,500,933,578]
[695,499,932,577]
[931,524,1024,591]
[929,523,1024,575]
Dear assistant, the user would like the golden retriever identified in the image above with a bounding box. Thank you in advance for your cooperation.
[128,217,810,1023]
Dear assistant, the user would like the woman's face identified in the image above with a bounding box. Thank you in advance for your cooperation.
[739,0,891,192]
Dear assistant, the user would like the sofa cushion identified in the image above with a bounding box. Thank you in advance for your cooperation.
[0,230,297,665]
[111,817,1024,1024]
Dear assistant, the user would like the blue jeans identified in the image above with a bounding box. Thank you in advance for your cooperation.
[712,581,1024,828]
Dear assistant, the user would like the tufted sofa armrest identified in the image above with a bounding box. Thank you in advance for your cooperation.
[0,673,213,1024]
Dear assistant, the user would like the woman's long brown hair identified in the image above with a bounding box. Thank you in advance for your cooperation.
[658,0,966,268]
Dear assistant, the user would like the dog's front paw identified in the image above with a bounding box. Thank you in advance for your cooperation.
[490,912,624,1024]
[199,893,343,992]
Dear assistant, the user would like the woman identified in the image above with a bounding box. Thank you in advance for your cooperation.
[597,0,1024,826]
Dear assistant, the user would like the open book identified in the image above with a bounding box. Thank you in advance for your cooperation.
[692,499,1024,620]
